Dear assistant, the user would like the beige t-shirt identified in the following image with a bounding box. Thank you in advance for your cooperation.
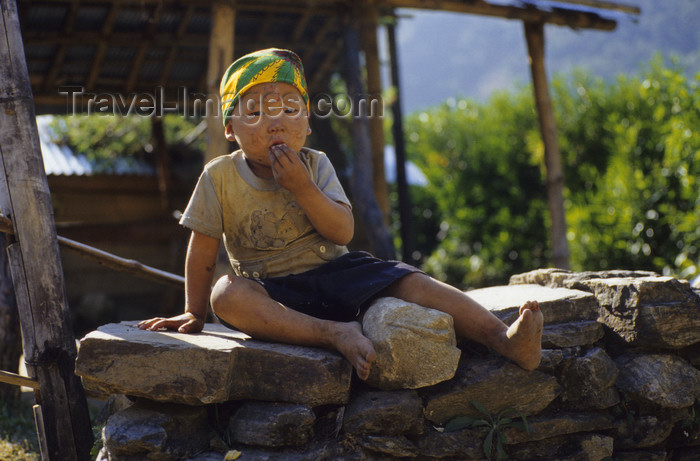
[180,148,350,278]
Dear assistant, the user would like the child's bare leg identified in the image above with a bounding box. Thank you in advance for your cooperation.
[381,273,543,370]
[210,275,376,380]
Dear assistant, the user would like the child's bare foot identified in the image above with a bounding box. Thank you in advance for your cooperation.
[505,300,543,370]
[331,321,376,380]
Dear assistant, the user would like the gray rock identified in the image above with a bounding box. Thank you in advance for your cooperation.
[566,386,621,411]
[670,447,700,461]
[680,342,700,368]
[508,433,614,461]
[613,451,668,461]
[509,268,574,287]
[614,414,676,449]
[342,390,424,436]
[210,441,351,461]
[509,268,658,290]
[538,347,582,373]
[362,297,461,390]
[423,357,561,425]
[227,402,315,447]
[352,434,418,458]
[542,320,604,348]
[76,322,352,406]
[416,426,486,459]
[584,276,700,348]
[466,284,599,325]
[560,347,619,409]
[615,353,700,408]
[503,411,615,444]
[102,400,209,461]
[579,433,615,461]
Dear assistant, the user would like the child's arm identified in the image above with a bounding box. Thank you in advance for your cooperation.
[138,230,220,333]
[270,144,354,245]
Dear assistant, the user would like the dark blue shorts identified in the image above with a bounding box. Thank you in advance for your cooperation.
[251,251,421,322]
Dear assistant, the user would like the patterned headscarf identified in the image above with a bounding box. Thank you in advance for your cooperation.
[220,48,309,125]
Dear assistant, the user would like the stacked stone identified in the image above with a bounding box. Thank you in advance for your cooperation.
[508,269,700,460]
[75,270,700,461]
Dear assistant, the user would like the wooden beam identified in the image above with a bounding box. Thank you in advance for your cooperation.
[0,370,40,390]
[344,12,396,259]
[291,9,312,45]
[309,36,343,90]
[125,3,163,93]
[86,3,121,91]
[0,214,185,288]
[379,0,619,30]
[386,18,417,264]
[360,4,390,222]
[0,1,93,459]
[23,31,210,49]
[42,1,79,93]
[255,12,274,44]
[524,21,570,269]
[31,0,338,14]
[205,1,235,163]
[158,4,196,86]
[560,0,640,14]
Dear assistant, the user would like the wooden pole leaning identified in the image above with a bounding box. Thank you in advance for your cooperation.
[524,21,571,270]
[0,0,93,459]
[0,214,185,288]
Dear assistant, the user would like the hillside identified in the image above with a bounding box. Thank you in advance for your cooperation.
[393,0,699,112]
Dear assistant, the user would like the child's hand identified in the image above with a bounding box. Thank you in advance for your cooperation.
[137,312,204,334]
[269,144,312,194]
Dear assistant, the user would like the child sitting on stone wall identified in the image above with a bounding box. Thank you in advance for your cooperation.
[138,48,543,380]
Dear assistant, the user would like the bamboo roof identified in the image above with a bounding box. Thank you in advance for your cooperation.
[18,0,640,114]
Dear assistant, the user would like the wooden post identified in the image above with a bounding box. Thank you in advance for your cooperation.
[524,21,570,270]
[0,1,93,459]
[0,232,21,401]
[205,0,235,163]
[386,19,417,264]
[151,117,172,210]
[344,15,396,260]
[360,5,390,223]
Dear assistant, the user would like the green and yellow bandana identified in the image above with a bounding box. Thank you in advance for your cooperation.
[220,48,309,125]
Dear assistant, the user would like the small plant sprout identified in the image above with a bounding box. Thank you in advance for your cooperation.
[441,400,533,461]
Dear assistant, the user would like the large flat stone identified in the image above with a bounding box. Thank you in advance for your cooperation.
[422,357,561,425]
[466,284,599,325]
[75,322,352,406]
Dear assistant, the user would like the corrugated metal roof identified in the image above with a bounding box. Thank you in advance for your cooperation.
[36,115,155,176]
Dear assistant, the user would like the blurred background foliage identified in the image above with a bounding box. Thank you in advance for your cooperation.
[405,55,698,288]
[47,56,698,290]
[48,114,206,177]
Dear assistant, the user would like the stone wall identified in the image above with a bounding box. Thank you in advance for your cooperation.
[76,270,700,461]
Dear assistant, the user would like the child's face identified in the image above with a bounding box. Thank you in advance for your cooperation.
[225,82,309,175]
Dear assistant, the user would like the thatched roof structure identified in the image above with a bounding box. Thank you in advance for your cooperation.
[20,0,639,113]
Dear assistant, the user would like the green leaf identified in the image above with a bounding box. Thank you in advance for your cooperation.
[444,415,488,432]
[496,439,507,461]
[471,400,493,421]
[483,428,495,458]
[520,414,533,433]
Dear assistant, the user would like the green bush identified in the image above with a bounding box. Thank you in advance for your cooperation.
[405,56,699,287]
